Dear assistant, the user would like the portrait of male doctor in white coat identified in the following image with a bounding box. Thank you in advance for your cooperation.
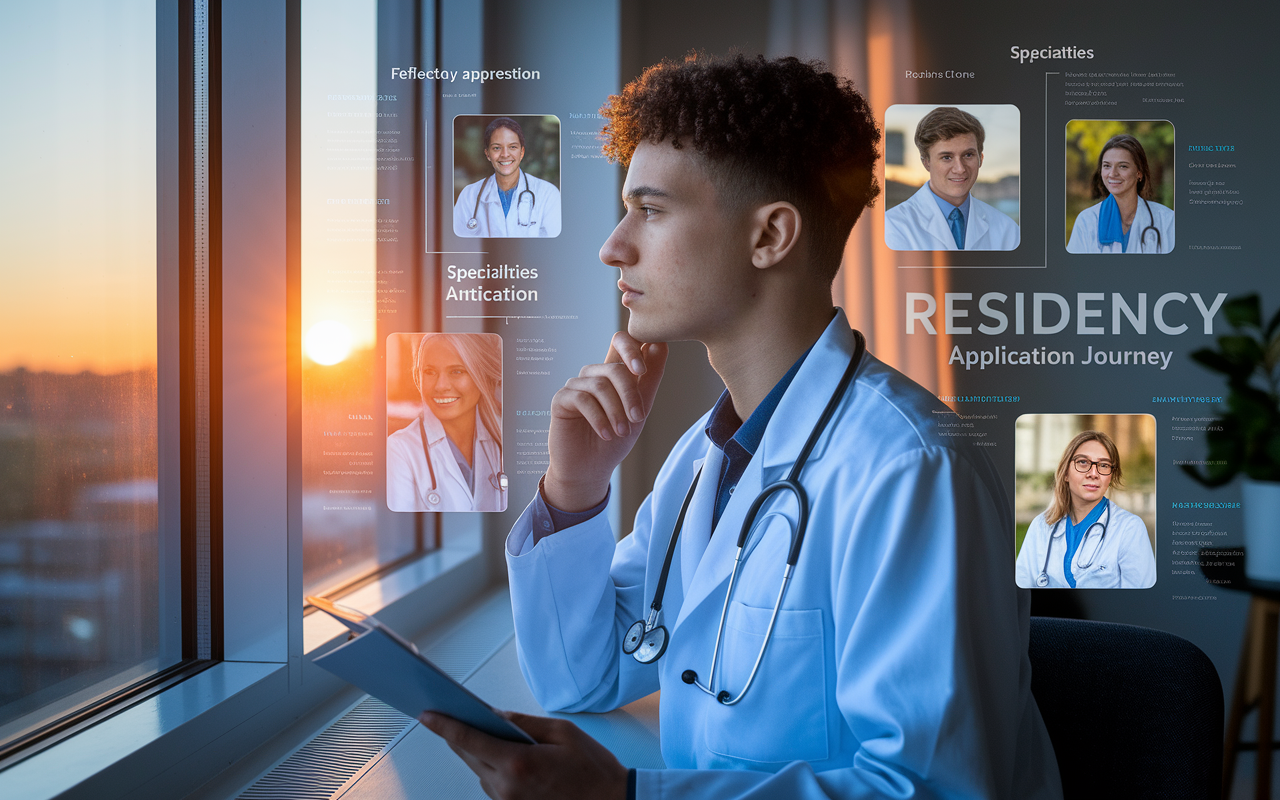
[386,333,507,512]
[884,106,1021,251]
[420,55,1062,800]
[452,116,562,238]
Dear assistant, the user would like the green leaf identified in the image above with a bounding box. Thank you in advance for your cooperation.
[1224,294,1262,330]
[1190,348,1243,376]
[1266,335,1280,375]
[1267,306,1280,339]
[1218,335,1265,370]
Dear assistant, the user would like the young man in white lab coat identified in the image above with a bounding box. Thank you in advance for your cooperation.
[422,55,1061,800]
[884,106,1020,251]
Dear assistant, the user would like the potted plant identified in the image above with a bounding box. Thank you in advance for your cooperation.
[1183,294,1280,581]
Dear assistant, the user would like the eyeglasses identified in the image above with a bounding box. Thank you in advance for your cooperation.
[1072,457,1113,476]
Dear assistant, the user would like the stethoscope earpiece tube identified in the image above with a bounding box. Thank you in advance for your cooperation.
[417,412,507,507]
[469,170,537,231]
[623,331,867,708]
[1037,503,1110,586]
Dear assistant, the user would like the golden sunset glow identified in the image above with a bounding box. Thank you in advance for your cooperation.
[305,320,354,365]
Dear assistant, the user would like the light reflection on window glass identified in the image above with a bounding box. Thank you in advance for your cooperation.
[0,0,173,742]
[301,0,421,594]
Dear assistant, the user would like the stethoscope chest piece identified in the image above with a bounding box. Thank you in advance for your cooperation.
[624,608,669,663]
[427,491,441,507]
[632,624,668,663]
[466,218,478,230]
[622,620,646,655]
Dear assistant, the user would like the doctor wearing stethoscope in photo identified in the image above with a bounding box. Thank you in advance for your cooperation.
[1015,430,1156,589]
[452,116,562,238]
[1066,133,1174,254]
[387,333,508,512]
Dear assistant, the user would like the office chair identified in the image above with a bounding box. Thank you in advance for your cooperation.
[1028,617,1223,800]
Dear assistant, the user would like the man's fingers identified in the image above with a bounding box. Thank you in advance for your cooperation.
[554,386,621,440]
[636,342,669,414]
[574,363,645,425]
[498,710,580,744]
[604,331,649,376]
[419,711,511,767]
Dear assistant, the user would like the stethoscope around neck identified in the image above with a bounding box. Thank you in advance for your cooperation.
[621,331,866,706]
[466,170,536,230]
[1136,196,1162,252]
[1037,500,1110,587]
[417,413,508,508]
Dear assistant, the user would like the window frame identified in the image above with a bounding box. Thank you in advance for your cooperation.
[0,0,500,795]
[0,0,216,767]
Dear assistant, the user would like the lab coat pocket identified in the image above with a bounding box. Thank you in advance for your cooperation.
[1076,561,1117,588]
[704,601,829,764]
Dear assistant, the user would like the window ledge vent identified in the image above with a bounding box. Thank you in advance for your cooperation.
[236,697,413,800]
[235,589,515,799]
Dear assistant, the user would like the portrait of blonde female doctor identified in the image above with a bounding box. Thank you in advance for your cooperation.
[452,116,562,238]
[1066,132,1174,254]
[387,333,507,512]
[1016,430,1156,588]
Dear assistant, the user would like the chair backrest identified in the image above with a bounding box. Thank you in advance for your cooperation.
[1029,617,1223,800]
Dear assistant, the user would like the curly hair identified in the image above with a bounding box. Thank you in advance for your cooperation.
[600,54,881,282]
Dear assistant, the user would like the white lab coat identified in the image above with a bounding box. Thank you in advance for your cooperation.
[452,169,562,238]
[885,183,1020,251]
[386,409,506,512]
[1015,502,1156,589]
[1066,199,1175,254]
[506,311,1062,799]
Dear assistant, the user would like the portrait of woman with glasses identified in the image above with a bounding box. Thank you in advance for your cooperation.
[1015,430,1156,589]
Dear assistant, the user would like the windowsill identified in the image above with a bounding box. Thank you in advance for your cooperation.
[4,530,487,800]
[303,531,485,653]
[3,660,286,800]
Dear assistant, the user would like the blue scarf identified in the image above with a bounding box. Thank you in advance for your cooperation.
[1063,497,1108,588]
[1097,195,1128,253]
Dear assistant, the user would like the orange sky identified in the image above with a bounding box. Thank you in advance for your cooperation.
[0,3,157,375]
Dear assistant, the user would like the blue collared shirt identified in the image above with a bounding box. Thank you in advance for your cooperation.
[498,183,516,216]
[532,346,812,539]
[927,183,970,241]
[702,348,810,528]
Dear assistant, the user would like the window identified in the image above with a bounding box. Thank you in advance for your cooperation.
[300,0,443,597]
[0,0,214,761]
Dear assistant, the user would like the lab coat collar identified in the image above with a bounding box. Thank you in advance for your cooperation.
[419,405,496,449]
[674,440,764,630]
[677,449,719,599]
[757,308,862,470]
[673,310,862,630]
[479,169,526,205]
[419,407,499,502]
[909,183,989,251]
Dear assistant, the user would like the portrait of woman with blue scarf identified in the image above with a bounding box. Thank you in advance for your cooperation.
[1016,430,1157,589]
[1067,133,1174,253]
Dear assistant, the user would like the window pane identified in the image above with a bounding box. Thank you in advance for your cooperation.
[301,0,425,594]
[0,0,176,743]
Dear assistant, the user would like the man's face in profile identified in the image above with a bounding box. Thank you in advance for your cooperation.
[598,141,756,346]
[922,133,982,206]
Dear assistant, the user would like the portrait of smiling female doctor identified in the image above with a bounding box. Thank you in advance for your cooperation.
[1066,133,1174,254]
[386,333,507,512]
[452,116,562,238]
[1015,430,1156,589]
